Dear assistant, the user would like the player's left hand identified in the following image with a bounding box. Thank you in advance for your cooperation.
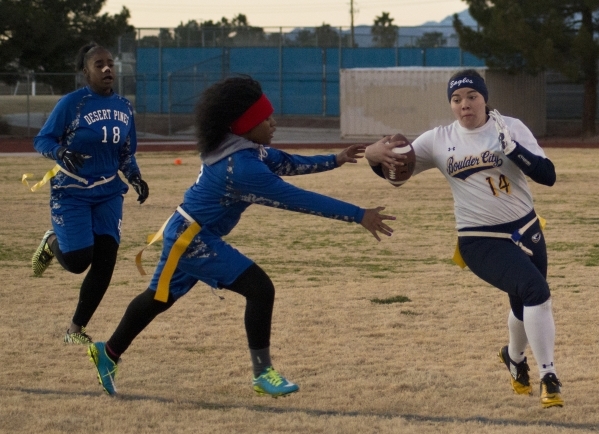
[335,144,366,166]
[489,109,516,155]
[129,174,149,204]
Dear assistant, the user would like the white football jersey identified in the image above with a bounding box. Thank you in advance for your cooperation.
[412,116,547,229]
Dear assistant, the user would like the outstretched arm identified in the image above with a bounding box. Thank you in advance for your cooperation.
[335,144,366,166]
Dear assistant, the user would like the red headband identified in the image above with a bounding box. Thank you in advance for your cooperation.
[230,94,274,135]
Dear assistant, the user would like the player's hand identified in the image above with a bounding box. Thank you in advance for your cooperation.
[128,173,149,204]
[56,146,91,174]
[489,109,516,155]
[335,144,366,166]
[360,207,395,242]
[365,136,407,170]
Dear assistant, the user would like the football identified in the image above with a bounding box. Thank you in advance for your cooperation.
[381,134,415,187]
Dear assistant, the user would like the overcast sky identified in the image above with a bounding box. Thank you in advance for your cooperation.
[101,0,469,29]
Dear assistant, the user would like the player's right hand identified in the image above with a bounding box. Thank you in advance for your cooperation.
[360,207,395,241]
[365,136,407,170]
[56,146,91,174]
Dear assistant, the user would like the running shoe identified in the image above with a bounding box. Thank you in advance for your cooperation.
[88,342,118,396]
[252,366,299,398]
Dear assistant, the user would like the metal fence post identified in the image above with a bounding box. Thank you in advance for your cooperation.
[395,31,399,66]
[279,27,283,115]
[159,34,163,114]
[338,26,342,72]
[26,73,31,136]
[167,72,172,135]
[321,48,326,116]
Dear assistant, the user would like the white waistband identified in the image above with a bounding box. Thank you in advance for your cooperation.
[458,216,538,256]
[54,167,116,189]
[458,216,538,239]
[176,206,195,223]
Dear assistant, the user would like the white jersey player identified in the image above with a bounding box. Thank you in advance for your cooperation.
[365,68,563,409]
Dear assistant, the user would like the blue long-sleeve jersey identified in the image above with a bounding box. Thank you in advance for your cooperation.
[33,86,141,196]
[180,138,365,239]
[148,135,366,293]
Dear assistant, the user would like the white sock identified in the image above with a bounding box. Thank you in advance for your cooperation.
[523,298,557,378]
[507,310,528,363]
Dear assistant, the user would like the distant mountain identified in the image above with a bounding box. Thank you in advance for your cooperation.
[285,9,474,48]
[421,9,476,27]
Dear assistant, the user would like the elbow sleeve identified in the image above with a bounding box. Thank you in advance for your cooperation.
[506,142,556,186]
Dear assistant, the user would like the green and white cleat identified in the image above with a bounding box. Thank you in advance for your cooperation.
[64,327,93,344]
[32,229,55,277]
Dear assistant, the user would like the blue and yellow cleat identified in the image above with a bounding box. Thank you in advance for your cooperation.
[88,342,118,396]
[252,366,299,398]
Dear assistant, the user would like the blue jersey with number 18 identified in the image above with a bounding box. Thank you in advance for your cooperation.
[34,86,141,196]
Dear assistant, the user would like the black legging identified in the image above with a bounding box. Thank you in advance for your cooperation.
[52,234,119,327]
[107,263,274,357]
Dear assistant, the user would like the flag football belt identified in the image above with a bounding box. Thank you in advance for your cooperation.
[22,164,116,192]
[135,206,201,303]
[452,215,546,268]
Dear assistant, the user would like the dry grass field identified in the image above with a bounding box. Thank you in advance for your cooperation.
[1,148,598,433]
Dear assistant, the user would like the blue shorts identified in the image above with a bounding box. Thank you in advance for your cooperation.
[49,190,124,253]
[149,212,253,300]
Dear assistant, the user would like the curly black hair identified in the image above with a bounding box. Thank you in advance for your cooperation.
[195,76,263,154]
[75,42,107,71]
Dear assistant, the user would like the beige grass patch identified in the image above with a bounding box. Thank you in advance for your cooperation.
[1,148,598,433]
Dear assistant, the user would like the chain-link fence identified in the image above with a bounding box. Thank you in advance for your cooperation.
[0,70,591,138]
[0,72,142,137]
[133,25,465,49]
[0,24,592,138]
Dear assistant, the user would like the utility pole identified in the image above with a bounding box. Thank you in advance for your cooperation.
[350,0,355,48]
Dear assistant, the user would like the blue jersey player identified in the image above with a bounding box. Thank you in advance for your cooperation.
[31,43,149,345]
[86,76,395,398]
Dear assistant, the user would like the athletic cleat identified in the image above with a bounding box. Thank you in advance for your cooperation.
[88,342,118,396]
[498,346,532,395]
[32,230,55,277]
[540,373,564,408]
[64,327,93,344]
[252,366,299,398]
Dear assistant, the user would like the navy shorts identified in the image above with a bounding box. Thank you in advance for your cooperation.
[458,211,550,320]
